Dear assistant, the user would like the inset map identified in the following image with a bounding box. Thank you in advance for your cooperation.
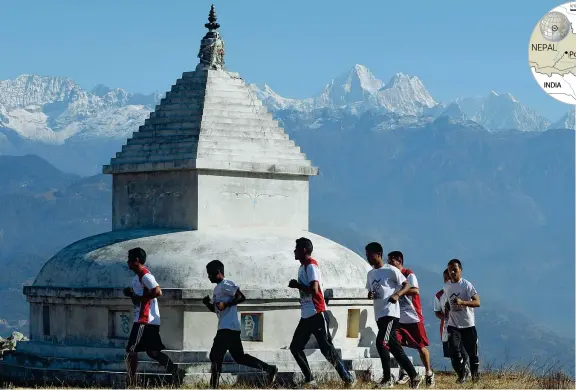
[529,2,576,104]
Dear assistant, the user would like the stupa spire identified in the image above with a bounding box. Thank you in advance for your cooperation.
[205,4,220,31]
[196,4,225,70]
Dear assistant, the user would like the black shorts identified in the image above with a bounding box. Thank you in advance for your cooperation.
[210,329,245,362]
[126,323,166,353]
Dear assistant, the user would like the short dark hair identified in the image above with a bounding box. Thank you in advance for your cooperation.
[388,251,404,264]
[206,260,224,275]
[443,268,449,276]
[365,242,383,255]
[448,259,462,270]
[128,247,146,264]
[296,237,313,254]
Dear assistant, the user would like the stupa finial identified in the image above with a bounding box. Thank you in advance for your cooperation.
[196,4,225,70]
[205,4,220,31]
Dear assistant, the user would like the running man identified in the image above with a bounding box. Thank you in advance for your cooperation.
[387,251,434,387]
[365,242,422,389]
[444,259,481,384]
[288,237,355,388]
[433,269,469,377]
[203,260,278,388]
[123,247,184,387]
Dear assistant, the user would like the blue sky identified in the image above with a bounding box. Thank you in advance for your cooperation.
[0,0,570,120]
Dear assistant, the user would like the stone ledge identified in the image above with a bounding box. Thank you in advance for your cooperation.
[13,342,383,363]
[102,158,319,176]
[24,286,369,300]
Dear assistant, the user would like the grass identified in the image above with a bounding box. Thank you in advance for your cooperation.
[4,370,575,390]
[3,358,574,389]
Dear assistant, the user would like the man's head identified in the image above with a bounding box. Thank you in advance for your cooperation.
[447,259,462,282]
[127,247,146,274]
[387,251,404,270]
[443,268,449,283]
[365,242,383,266]
[294,237,313,262]
[206,260,225,284]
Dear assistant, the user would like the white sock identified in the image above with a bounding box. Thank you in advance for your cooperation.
[426,370,433,376]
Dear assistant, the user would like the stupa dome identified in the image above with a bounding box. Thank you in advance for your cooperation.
[33,228,370,291]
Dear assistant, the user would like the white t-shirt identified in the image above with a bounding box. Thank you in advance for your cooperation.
[366,264,407,320]
[131,268,161,325]
[443,278,478,328]
[433,290,449,342]
[399,273,420,324]
[213,279,241,331]
[297,259,326,319]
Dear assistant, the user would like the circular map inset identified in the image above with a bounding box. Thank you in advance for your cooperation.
[539,11,571,42]
[528,3,576,105]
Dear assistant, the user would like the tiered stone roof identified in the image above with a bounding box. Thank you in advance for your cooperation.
[103,6,317,177]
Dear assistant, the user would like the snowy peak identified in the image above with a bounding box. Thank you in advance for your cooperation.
[349,64,384,93]
[318,64,384,107]
[454,92,549,132]
[0,74,159,143]
[0,74,82,108]
[460,91,550,132]
[370,72,437,116]
[253,66,438,117]
[441,102,468,119]
[551,107,576,130]
[250,83,314,112]
[385,72,413,88]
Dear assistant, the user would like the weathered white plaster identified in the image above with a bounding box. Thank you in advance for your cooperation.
[32,228,370,289]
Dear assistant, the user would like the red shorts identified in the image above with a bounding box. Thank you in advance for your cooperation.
[396,321,429,349]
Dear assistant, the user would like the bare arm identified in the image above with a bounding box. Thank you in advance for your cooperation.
[405,286,419,296]
[216,289,246,311]
[289,279,319,295]
[228,289,246,306]
[457,293,480,308]
[298,280,319,295]
[434,311,444,320]
[203,296,215,312]
[131,286,161,303]
[395,281,412,298]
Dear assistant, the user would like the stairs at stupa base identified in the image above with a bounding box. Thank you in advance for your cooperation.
[0,346,426,387]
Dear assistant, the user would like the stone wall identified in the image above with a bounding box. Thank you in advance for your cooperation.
[112,171,199,230]
[25,287,376,353]
[112,170,309,230]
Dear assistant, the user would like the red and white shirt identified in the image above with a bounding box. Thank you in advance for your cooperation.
[398,268,424,324]
[131,267,161,325]
[298,258,326,319]
[433,289,449,342]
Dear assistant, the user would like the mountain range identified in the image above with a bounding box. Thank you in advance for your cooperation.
[0,65,574,372]
[0,66,573,155]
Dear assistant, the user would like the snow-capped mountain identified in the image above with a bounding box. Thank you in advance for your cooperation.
[454,91,550,132]
[551,107,576,129]
[0,65,562,148]
[251,65,436,116]
[0,75,159,143]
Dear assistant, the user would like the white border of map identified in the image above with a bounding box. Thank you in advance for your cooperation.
[530,2,576,105]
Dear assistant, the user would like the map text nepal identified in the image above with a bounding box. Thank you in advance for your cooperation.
[529,2,576,105]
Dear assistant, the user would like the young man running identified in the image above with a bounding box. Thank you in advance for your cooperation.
[433,269,469,377]
[202,260,278,388]
[444,259,481,384]
[288,237,355,388]
[387,251,434,387]
[123,247,184,387]
[365,242,422,389]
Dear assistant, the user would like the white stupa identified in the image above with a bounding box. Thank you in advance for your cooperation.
[0,6,422,386]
